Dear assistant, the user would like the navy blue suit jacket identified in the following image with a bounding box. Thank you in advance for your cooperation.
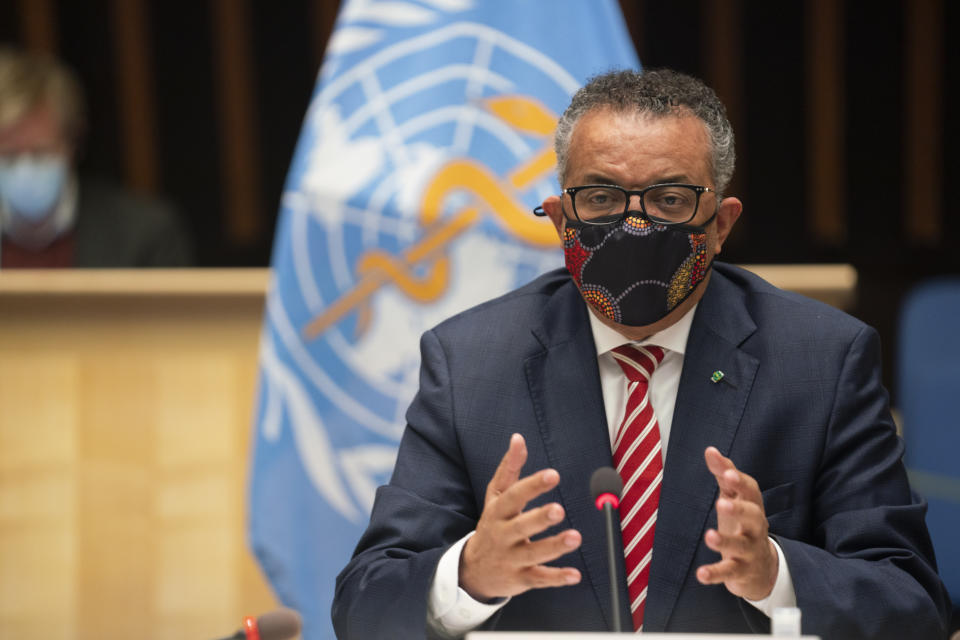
[333,263,951,639]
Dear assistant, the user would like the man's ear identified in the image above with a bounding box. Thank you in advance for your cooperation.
[713,196,742,254]
[541,194,565,240]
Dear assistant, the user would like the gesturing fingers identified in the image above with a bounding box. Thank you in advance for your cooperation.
[704,446,740,498]
[463,434,583,601]
[488,468,560,521]
[517,528,583,568]
[704,511,765,557]
[699,446,778,601]
[696,557,739,585]
[486,433,527,504]
[704,446,763,506]
[714,497,766,537]
[506,501,566,544]
[520,564,582,590]
[696,537,779,601]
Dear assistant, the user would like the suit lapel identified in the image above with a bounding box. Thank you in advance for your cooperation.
[524,280,631,630]
[642,269,760,631]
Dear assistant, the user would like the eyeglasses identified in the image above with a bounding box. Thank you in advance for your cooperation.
[563,183,717,226]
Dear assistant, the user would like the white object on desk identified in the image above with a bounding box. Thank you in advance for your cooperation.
[468,633,821,639]
[772,606,803,636]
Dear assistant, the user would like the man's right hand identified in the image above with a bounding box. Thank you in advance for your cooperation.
[459,433,583,601]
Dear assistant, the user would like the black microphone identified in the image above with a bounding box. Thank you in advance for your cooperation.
[590,466,624,633]
[212,608,302,640]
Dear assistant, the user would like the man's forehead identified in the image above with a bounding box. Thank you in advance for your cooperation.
[565,108,713,183]
[573,104,705,135]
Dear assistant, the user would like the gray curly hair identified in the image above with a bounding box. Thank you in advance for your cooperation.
[554,68,735,193]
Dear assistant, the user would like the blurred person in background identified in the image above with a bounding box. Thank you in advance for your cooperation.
[0,47,192,268]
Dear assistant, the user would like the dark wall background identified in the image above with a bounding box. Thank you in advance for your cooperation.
[1,0,957,401]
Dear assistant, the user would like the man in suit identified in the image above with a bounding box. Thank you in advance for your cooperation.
[333,69,951,639]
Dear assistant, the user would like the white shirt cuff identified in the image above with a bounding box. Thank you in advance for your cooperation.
[744,537,797,616]
[427,531,510,638]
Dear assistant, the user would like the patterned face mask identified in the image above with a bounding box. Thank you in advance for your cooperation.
[563,211,715,327]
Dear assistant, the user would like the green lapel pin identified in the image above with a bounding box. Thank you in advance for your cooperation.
[710,370,725,384]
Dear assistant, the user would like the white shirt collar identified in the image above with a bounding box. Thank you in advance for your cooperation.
[587,301,698,357]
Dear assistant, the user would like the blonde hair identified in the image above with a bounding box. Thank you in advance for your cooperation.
[0,48,85,143]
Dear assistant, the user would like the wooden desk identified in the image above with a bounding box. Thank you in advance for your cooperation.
[0,269,274,640]
[0,265,855,639]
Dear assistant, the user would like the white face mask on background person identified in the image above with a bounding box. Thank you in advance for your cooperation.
[0,153,69,222]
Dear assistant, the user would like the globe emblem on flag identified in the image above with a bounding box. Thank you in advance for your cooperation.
[258,22,580,524]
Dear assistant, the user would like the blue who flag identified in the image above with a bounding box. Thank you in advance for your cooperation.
[249,1,639,638]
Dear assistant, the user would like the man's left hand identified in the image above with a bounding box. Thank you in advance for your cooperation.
[696,446,778,601]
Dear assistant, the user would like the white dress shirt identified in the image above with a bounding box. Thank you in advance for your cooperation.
[427,304,796,637]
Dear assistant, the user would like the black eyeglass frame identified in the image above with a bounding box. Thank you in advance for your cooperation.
[561,182,718,226]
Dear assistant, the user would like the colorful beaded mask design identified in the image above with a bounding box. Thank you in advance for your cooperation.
[563,211,714,326]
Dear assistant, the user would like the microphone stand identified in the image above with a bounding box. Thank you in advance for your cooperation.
[602,501,622,633]
[591,467,625,633]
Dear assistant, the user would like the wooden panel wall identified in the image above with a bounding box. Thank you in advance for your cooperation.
[806,0,846,246]
[212,0,261,245]
[904,0,943,245]
[703,0,744,196]
[16,0,58,54]
[0,274,276,640]
[109,0,158,194]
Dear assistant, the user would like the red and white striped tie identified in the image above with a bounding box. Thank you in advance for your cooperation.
[611,343,666,631]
